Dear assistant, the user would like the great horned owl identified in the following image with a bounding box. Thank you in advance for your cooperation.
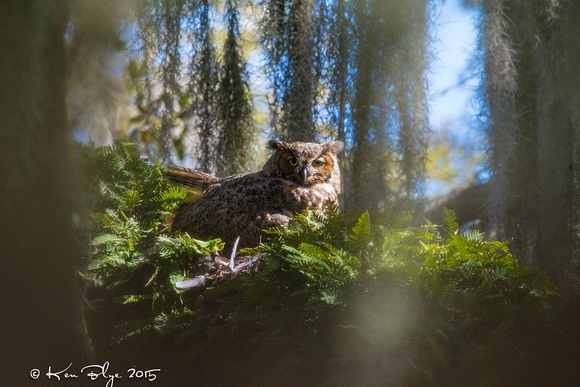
[166,140,343,253]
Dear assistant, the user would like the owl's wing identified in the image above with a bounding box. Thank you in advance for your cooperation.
[165,165,218,195]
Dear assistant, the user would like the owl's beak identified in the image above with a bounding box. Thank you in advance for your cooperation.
[300,167,309,183]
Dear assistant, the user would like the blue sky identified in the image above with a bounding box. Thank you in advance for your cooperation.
[429,0,480,138]
[426,0,482,195]
[429,0,480,135]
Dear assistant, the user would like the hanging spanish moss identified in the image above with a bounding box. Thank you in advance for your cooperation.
[324,0,352,146]
[186,0,219,171]
[136,0,186,162]
[158,0,185,163]
[260,0,321,142]
[480,0,580,291]
[131,0,258,172]
[215,0,258,176]
[323,0,431,210]
[133,0,220,166]
[67,0,433,209]
[479,0,518,240]
[66,0,129,145]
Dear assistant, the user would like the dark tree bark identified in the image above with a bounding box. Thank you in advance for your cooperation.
[0,1,94,384]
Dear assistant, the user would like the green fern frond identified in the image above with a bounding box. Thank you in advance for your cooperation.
[91,233,123,246]
[464,229,485,242]
[113,319,154,344]
[155,186,189,203]
[442,207,458,239]
[510,266,557,296]
[390,210,414,229]
[298,242,332,263]
[348,210,371,253]
[81,143,559,382]
[112,294,151,304]
[122,189,143,210]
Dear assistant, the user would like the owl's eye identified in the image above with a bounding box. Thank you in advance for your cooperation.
[288,157,299,166]
[312,159,325,168]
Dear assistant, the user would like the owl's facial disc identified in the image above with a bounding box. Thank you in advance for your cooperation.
[280,151,334,186]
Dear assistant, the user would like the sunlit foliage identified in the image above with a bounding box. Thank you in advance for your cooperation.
[84,143,556,385]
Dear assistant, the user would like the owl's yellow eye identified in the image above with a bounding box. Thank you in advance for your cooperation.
[312,159,325,168]
[288,158,298,166]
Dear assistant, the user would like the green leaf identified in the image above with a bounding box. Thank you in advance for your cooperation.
[442,207,458,239]
[349,210,371,253]
[112,294,151,304]
[122,189,143,210]
[321,291,337,305]
[91,233,123,246]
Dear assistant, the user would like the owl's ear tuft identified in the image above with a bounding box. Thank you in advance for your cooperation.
[325,141,344,155]
[267,139,289,151]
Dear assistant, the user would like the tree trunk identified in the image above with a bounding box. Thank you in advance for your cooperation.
[0,1,94,383]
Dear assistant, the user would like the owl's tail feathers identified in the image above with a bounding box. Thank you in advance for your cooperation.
[165,165,217,194]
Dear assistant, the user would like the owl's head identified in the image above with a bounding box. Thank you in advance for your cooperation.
[263,140,344,188]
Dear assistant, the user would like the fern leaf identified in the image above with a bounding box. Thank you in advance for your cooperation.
[390,211,413,229]
[298,242,327,258]
[112,294,151,304]
[155,186,188,202]
[349,210,371,252]
[442,207,458,239]
[91,233,123,246]
[464,229,485,242]
[122,189,143,210]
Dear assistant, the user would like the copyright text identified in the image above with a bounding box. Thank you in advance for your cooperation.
[29,362,160,387]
